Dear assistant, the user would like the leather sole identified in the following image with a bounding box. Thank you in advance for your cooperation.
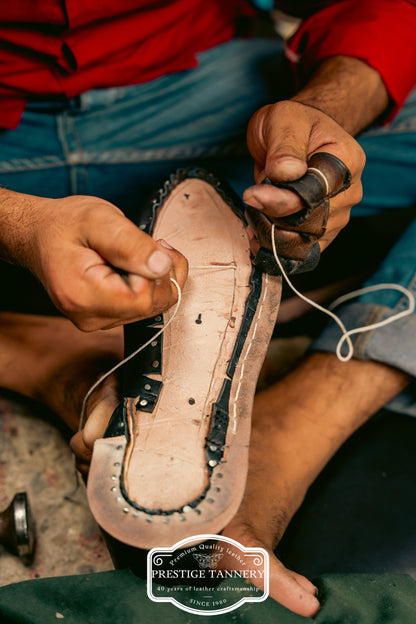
[87,169,282,548]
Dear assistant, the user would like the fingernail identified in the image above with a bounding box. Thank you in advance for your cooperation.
[148,250,172,274]
[158,238,174,250]
[274,156,306,177]
[275,156,302,164]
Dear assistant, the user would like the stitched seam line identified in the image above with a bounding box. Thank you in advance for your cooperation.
[231,273,268,434]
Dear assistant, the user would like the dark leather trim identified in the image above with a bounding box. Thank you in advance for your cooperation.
[103,168,264,515]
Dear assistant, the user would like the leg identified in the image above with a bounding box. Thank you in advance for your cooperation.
[224,353,410,617]
[0,311,122,442]
[225,86,416,615]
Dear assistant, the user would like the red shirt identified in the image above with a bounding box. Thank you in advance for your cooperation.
[0,1,249,129]
[285,0,416,121]
[0,1,416,129]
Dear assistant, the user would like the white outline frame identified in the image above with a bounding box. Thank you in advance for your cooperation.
[147,534,269,616]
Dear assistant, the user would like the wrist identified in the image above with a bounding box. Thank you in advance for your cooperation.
[0,187,49,271]
[291,56,389,135]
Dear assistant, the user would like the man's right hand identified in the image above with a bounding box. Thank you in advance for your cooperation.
[0,190,188,331]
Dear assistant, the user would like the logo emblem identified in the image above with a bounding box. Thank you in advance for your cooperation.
[192,553,224,569]
[148,534,269,615]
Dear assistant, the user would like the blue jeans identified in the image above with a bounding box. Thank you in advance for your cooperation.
[313,88,416,415]
[1,38,416,412]
[0,39,282,213]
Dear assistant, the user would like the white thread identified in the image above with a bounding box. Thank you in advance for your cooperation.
[307,167,330,196]
[79,264,237,429]
[79,277,182,430]
[271,224,415,362]
[329,284,415,360]
[231,273,269,434]
[189,265,237,270]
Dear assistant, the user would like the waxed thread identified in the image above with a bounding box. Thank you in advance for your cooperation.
[80,232,415,427]
[307,167,330,195]
[79,265,237,429]
[271,224,415,361]
[231,272,269,434]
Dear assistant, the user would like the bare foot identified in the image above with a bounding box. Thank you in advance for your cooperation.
[0,312,122,473]
[223,352,410,617]
[222,387,320,617]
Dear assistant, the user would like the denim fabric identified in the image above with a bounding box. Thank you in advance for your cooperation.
[311,87,416,416]
[1,36,416,410]
[0,39,284,216]
[354,85,416,217]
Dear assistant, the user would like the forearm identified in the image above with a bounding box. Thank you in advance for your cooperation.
[291,55,390,135]
[0,187,43,268]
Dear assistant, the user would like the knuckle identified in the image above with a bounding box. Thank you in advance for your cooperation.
[350,182,364,205]
[51,282,80,315]
[73,317,99,333]
[349,140,366,172]
[340,211,351,229]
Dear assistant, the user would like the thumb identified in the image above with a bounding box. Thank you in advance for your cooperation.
[86,208,175,280]
[250,102,312,183]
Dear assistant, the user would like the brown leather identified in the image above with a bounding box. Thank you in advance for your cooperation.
[88,171,282,548]
[247,152,351,273]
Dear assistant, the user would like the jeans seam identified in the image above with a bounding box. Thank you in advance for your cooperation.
[0,158,65,172]
[394,271,416,313]
[70,114,89,194]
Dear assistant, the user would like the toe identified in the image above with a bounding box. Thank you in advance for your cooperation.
[269,558,320,617]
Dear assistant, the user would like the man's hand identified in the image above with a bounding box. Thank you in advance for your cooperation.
[243,99,365,254]
[243,56,389,259]
[0,190,188,330]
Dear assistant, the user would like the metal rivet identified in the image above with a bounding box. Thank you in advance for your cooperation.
[146,517,153,523]
[182,505,192,513]
[209,444,217,452]
[111,475,117,480]
[152,360,159,368]
[123,508,129,514]
[207,498,214,504]
[208,460,217,467]
[217,473,223,479]
[214,487,221,493]
[114,462,120,467]
[163,517,169,524]
[155,316,162,322]
[132,512,139,518]
[116,445,123,450]
[194,509,201,515]
[117,497,123,503]
[139,399,148,407]
[151,340,158,347]
[111,486,117,492]
[144,384,151,391]
[139,224,146,230]
[188,398,195,405]
[179,516,186,522]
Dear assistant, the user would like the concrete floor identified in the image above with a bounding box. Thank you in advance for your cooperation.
[0,392,113,586]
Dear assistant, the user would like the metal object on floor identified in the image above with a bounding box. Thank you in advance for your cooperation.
[0,492,35,563]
